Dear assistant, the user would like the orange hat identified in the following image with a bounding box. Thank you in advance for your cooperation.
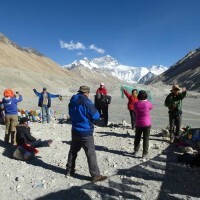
[4,89,14,97]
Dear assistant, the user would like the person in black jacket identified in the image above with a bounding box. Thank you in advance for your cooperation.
[94,93,111,126]
[165,85,187,143]
[0,100,5,125]
[16,117,52,147]
[33,87,61,123]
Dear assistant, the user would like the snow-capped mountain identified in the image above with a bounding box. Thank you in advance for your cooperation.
[138,72,156,84]
[63,55,167,83]
[149,65,168,75]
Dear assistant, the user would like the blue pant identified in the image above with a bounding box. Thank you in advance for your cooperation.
[42,105,50,123]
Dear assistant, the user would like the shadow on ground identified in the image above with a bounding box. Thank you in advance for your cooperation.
[63,140,134,158]
[0,139,66,176]
[38,143,200,199]
[96,131,134,138]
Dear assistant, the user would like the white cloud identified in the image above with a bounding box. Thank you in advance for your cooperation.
[60,40,105,54]
[76,52,83,56]
[89,44,105,54]
[60,40,85,50]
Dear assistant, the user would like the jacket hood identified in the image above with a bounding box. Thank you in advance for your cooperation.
[3,97,12,102]
[70,93,87,106]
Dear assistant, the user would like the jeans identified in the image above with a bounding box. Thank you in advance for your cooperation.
[66,133,100,178]
[129,110,136,129]
[42,105,50,123]
[134,126,151,155]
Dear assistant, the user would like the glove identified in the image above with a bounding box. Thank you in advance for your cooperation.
[58,95,63,101]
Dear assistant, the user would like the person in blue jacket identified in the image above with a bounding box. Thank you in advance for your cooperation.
[33,87,60,123]
[66,86,107,183]
[2,89,23,145]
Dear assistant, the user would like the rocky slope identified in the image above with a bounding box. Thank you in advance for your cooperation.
[146,48,200,91]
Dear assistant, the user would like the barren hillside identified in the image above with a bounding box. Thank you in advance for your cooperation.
[146,48,200,91]
[0,33,121,95]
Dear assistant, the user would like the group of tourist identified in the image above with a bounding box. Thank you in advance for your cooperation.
[0,83,187,183]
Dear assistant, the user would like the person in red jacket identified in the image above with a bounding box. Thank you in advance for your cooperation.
[96,82,107,95]
[123,87,138,130]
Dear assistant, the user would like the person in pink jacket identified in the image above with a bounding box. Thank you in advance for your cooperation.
[133,90,153,158]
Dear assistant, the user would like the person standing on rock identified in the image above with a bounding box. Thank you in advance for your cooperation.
[123,87,138,130]
[133,90,153,158]
[95,82,111,126]
[165,85,187,143]
[66,86,107,183]
[2,89,23,145]
[33,87,61,123]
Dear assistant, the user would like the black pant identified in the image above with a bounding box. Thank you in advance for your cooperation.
[129,110,136,129]
[134,126,151,155]
[97,106,108,126]
[66,134,100,178]
[169,111,182,139]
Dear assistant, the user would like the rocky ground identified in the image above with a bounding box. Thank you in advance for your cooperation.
[0,88,200,200]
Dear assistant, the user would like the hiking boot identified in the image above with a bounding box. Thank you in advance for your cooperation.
[47,139,53,146]
[92,175,107,183]
[65,169,76,177]
[133,151,139,157]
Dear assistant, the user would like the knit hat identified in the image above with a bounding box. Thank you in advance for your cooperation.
[19,117,29,124]
[4,89,14,97]
[100,82,105,86]
[78,86,90,93]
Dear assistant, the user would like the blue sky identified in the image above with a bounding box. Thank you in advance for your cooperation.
[0,0,200,67]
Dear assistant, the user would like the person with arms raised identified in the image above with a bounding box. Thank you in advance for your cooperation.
[33,87,61,123]
[165,85,187,143]
[2,89,23,145]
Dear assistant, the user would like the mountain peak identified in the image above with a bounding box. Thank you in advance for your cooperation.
[64,56,167,83]
[147,47,200,91]
[0,32,12,44]
[0,32,43,57]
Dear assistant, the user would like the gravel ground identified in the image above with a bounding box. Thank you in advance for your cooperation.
[0,88,200,200]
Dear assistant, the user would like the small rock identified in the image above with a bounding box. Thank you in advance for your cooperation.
[16,185,21,189]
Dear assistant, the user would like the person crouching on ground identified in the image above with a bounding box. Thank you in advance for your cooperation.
[2,89,23,145]
[33,87,61,124]
[16,117,53,147]
[66,86,107,183]
[123,87,138,130]
[133,90,153,158]
[165,85,187,143]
